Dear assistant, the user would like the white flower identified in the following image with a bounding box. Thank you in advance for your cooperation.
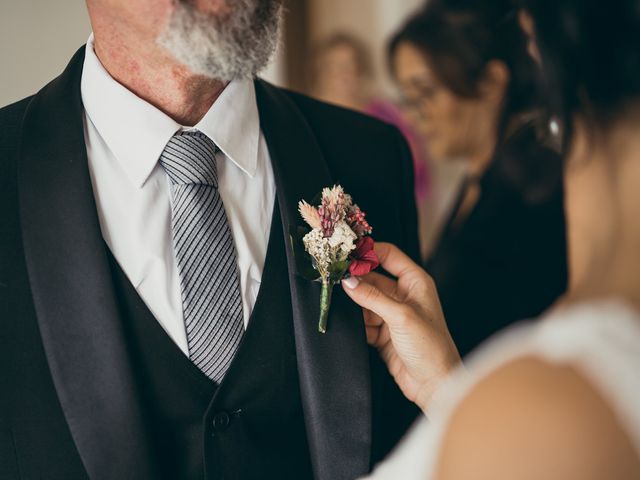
[303,228,331,275]
[303,221,357,277]
[322,185,344,206]
[328,221,357,260]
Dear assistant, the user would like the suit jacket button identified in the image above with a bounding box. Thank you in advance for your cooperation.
[212,411,231,431]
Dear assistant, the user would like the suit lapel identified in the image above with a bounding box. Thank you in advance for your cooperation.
[255,80,372,480]
[18,47,157,479]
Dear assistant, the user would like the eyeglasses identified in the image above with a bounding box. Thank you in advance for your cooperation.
[396,82,440,118]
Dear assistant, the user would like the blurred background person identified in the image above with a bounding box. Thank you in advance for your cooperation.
[388,0,568,357]
[309,32,433,257]
[310,32,375,112]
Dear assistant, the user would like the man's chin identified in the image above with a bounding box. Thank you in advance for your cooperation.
[158,0,281,82]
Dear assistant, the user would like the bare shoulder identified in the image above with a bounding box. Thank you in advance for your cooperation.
[434,356,640,480]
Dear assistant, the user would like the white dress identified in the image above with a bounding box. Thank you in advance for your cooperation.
[363,299,640,479]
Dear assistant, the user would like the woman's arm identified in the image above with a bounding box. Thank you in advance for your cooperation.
[434,357,640,480]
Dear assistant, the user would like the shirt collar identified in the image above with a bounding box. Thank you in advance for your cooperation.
[194,79,260,179]
[80,34,260,188]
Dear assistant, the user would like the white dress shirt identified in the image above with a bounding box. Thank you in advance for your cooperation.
[81,34,276,356]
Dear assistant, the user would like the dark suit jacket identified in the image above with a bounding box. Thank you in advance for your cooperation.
[0,47,420,480]
[426,123,568,357]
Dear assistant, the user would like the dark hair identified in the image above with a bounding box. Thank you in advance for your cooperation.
[518,0,640,150]
[388,0,540,143]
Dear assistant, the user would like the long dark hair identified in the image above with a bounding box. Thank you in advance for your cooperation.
[389,0,540,144]
[519,0,640,152]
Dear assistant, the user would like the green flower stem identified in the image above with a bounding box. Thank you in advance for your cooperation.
[319,278,334,333]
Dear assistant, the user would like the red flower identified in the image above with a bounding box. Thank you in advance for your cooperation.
[349,237,380,276]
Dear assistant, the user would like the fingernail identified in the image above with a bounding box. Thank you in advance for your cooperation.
[342,276,360,289]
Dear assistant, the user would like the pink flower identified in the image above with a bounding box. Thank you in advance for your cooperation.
[349,237,380,276]
[318,185,349,237]
[346,204,372,237]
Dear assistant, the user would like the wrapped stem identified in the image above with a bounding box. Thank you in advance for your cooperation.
[318,278,334,333]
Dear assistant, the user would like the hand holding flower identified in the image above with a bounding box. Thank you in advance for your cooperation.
[342,242,461,413]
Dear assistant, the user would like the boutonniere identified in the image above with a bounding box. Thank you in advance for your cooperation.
[294,185,379,333]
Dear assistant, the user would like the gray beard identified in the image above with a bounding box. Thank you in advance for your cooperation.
[157,0,283,82]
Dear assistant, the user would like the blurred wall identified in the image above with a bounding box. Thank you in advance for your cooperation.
[0,1,91,107]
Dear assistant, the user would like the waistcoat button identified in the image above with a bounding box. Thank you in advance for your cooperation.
[212,411,231,431]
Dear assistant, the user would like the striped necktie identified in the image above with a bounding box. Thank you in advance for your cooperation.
[159,130,244,383]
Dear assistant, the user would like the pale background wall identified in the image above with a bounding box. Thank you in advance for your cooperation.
[0,1,91,107]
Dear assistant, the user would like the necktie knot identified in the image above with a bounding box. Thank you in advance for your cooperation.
[159,131,219,187]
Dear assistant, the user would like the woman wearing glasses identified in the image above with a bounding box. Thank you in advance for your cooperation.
[388,0,567,357]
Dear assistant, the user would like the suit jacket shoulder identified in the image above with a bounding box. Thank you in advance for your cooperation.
[1,96,33,271]
[0,95,32,126]
[283,88,402,143]
[0,96,32,172]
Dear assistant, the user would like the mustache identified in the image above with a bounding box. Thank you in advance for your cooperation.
[176,0,281,19]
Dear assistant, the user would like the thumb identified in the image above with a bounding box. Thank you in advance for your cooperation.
[342,276,405,327]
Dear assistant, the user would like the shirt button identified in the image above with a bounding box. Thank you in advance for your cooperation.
[212,411,231,431]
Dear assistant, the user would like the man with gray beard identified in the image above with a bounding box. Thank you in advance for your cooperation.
[0,1,420,479]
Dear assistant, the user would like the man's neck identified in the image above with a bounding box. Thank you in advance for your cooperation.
[92,29,226,126]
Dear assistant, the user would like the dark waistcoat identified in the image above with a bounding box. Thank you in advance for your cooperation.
[107,205,314,480]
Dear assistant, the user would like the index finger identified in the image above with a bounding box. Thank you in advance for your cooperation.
[374,242,422,279]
